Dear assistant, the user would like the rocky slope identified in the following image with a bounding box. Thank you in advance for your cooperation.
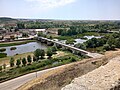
[62,56,120,90]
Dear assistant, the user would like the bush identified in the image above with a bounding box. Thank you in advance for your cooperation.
[0,53,7,58]
[70,57,77,62]
[0,66,2,71]
[10,47,17,50]
[74,43,86,50]
[0,48,6,52]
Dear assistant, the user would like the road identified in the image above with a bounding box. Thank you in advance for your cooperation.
[0,65,67,90]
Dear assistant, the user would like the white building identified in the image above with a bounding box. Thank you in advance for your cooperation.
[34,29,46,34]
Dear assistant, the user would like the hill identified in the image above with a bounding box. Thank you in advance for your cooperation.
[17,49,120,90]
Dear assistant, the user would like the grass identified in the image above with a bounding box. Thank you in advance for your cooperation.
[0,40,36,47]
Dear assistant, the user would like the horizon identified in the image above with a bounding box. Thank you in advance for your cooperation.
[0,17,120,21]
[0,0,120,20]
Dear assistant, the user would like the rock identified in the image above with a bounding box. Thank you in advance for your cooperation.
[62,56,120,90]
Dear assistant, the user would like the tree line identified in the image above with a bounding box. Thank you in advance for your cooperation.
[0,46,57,71]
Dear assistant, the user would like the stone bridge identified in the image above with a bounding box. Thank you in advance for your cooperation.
[38,37,103,58]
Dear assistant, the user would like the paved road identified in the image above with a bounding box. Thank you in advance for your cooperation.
[0,65,66,90]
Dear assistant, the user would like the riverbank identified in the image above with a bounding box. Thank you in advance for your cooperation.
[0,51,81,83]
[0,40,36,47]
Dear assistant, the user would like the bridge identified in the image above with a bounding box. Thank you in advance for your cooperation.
[38,37,104,58]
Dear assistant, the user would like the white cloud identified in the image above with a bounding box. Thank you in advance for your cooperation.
[25,0,76,9]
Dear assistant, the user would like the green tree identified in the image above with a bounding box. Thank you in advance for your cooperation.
[40,49,45,59]
[107,35,115,47]
[74,43,86,50]
[3,63,6,71]
[22,58,27,66]
[58,29,64,35]
[34,49,41,60]
[16,59,21,67]
[17,23,25,29]
[103,44,110,51]
[0,66,2,72]
[10,57,15,67]
[51,46,57,53]
[70,57,77,62]
[38,32,43,37]
[115,37,120,48]
[33,56,37,62]
[47,48,53,58]
[107,35,116,50]
[27,55,32,64]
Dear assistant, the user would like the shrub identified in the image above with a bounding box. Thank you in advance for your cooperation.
[0,48,6,52]
[0,66,2,71]
[10,47,17,50]
[70,57,77,62]
[0,53,7,58]
[10,57,15,67]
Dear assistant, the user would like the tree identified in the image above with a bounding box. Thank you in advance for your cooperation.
[10,57,15,67]
[107,35,116,50]
[74,43,86,50]
[0,66,2,72]
[70,57,77,62]
[115,37,120,48]
[3,63,6,71]
[16,59,21,67]
[51,46,57,53]
[58,29,64,35]
[34,49,41,60]
[22,58,27,66]
[107,35,115,47]
[22,33,28,37]
[33,56,37,62]
[40,49,45,59]
[38,32,43,37]
[47,48,53,58]
[103,44,110,51]
[17,23,25,29]
[27,55,32,64]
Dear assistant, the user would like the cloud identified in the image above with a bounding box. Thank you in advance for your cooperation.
[25,0,76,9]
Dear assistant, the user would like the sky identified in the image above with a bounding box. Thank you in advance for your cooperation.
[0,0,120,20]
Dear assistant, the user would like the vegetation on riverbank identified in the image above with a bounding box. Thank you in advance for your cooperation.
[10,47,17,50]
[0,48,6,52]
[0,49,82,82]
[0,53,7,58]
[0,40,36,47]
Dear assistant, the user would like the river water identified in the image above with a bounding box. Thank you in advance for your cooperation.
[0,42,47,56]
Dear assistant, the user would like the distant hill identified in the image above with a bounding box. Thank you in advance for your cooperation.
[0,17,18,24]
[0,17,17,21]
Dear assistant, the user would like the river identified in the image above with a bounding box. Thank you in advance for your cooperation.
[0,42,47,56]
